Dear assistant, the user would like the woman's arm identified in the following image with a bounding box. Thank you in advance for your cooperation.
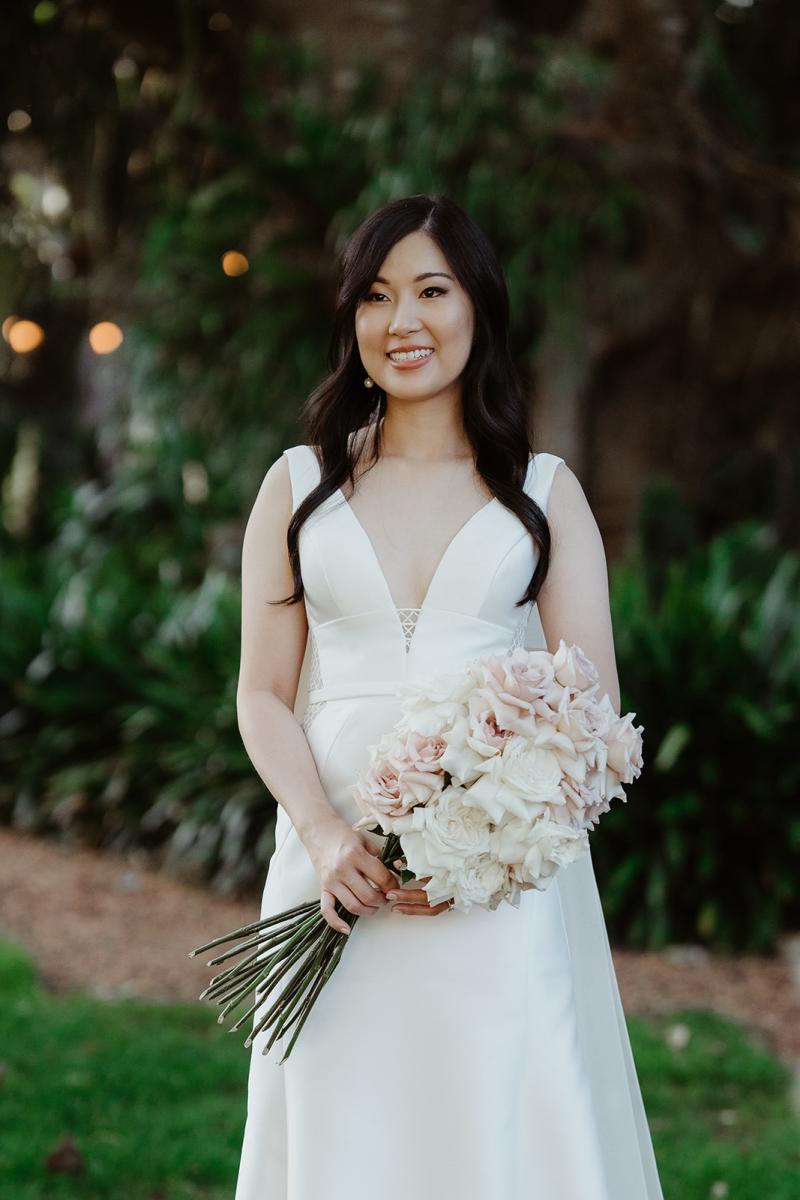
[536,462,621,714]
[235,455,343,849]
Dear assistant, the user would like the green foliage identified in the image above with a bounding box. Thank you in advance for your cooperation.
[595,483,800,952]
[0,470,274,896]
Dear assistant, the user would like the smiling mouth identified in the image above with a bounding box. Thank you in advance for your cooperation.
[386,348,435,364]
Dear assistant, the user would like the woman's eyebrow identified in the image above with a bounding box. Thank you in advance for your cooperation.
[372,271,455,284]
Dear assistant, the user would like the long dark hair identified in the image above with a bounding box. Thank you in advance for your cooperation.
[277,193,552,609]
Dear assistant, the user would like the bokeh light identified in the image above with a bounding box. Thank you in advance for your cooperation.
[8,320,45,353]
[32,1,58,24]
[182,461,209,504]
[41,183,70,218]
[2,315,19,342]
[88,322,124,354]
[221,250,249,276]
[7,110,32,133]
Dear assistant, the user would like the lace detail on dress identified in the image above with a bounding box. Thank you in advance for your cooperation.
[508,602,532,652]
[396,607,421,653]
[301,627,326,733]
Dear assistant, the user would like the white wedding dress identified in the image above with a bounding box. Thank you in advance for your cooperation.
[234,444,664,1200]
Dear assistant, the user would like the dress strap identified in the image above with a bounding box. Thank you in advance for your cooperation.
[282,445,322,514]
[527,452,565,517]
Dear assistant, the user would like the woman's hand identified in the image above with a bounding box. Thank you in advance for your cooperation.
[386,875,453,917]
[386,874,542,915]
[303,816,398,935]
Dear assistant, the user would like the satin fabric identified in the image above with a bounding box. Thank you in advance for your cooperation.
[234,445,664,1200]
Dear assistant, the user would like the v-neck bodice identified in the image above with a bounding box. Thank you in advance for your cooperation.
[336,485,501,614]
[282,443,564,730]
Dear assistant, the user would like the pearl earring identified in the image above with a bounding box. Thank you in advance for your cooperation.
[364,375,374,388]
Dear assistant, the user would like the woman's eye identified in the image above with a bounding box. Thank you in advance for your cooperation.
[364,287,446,302]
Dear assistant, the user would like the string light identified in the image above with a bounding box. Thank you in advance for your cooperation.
[221,250,249,276]
[8,320,45,353]
[88,322,124,354]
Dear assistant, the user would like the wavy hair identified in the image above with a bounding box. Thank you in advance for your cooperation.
[276,193,552,609]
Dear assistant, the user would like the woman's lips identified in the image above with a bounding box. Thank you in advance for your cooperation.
[386,350,435,371]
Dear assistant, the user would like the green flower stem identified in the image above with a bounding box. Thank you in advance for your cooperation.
[205,910,316,968]
[229,919,325,1030]
[203,947,281,1006]
[201,943,272,997]
[279,934,348,1063]
[246,919,336,1037]
[261,924,342,1055]
[188,899,319,958]
[274,921,345,1040]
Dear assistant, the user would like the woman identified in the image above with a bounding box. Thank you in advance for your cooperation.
[233,193,664,1198]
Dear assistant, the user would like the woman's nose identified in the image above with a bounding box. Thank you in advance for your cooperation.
[388,313,422,335]
[388,298,422,335]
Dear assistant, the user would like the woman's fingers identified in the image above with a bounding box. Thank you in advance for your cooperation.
[343,875,386,914]
[359,842,399,895]
[388,875,451,916]
[390,898,451,916]
[320,888,351,935]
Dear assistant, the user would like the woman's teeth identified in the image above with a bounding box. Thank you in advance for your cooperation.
[387,348,434,362]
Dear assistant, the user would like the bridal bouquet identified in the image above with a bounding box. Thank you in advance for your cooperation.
[189,640,643,1062]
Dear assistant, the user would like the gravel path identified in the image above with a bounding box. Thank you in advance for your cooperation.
[1,827,798,1069]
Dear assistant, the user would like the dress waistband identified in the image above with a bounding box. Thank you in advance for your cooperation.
[308,680,405,703]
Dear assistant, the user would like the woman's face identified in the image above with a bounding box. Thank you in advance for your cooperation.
[354,230,475,403]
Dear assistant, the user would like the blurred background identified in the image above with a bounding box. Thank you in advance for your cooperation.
[0,1,798,1197]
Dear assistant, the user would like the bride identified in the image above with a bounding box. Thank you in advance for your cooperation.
[233,193,664,1198]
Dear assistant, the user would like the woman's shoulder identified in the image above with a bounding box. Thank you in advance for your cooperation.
[530,448,565,467]
[534,453,598,537]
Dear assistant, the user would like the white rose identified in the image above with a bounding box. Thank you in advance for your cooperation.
[449,854,508,910]
[499,736,564,806]
[395,671,473,737]
[462,731,574,824]
[521,819,589,887]
[489,814,537,866]
[392,785,492,876]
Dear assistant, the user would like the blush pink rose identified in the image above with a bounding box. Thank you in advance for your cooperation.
[560,767,612,829]
[606,712,644,783]
[551,640,600,695]
[467,647,567,735]
[467,707,513,754]
[352,730,446,831]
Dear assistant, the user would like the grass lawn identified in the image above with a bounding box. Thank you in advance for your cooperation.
[0,937,798,1198]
